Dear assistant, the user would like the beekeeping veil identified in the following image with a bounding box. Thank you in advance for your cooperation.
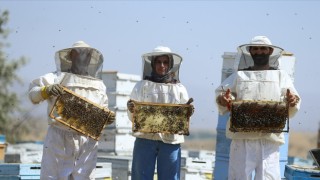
[235,36,284,70]
[55,41,103,79]
[142,46,183,83]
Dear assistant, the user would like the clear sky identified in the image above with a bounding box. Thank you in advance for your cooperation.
[1,0,320,133]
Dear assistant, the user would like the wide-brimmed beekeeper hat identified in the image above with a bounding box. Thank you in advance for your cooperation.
[55,41,104,78]
[236,36,284,70]
[141,46,183,82]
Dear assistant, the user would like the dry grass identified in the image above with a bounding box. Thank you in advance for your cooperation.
[182,139,215,151]
[288,131,318,159]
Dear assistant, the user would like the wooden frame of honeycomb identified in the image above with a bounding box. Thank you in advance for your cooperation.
[131,100,193,135]
[49,87,114,140]
[229,100,289,133]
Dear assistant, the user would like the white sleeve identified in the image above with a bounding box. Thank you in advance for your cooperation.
[177,83,189,104]
[28,73,57,104]
[127,81,143,121]
[100,84,109,109]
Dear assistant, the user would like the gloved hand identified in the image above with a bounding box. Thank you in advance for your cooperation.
[187,104,195,117]
[106,112,116,125]
[286,89,299,107]
[217,88,232,110]
[185,98,194,117]
[45,84,64,97]
[127,100,135,113]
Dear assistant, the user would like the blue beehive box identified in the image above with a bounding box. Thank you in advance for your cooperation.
[285,165,320,179]
[0,163,111,179]
[0,135,5,144]
[0,163,40,179]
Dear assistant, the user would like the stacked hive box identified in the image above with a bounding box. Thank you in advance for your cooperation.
[99,71,141,155]
[285,165,320,180]
[0,163,111,180]
[180,150,215,180]
[0,135,6,163]
[97,155,133,180]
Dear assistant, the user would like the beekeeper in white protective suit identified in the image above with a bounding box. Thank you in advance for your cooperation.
[215,36,301,180]
[28,41,114,180]
[127,46,193,180]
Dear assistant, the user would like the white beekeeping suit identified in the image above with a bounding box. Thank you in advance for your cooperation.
[128,46,189,144]
[127,46,192,180]
[215,36,301,180]
[28,41,109,180]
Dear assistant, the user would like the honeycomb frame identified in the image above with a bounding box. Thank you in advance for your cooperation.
[131,100,193,135]
[49,87,114,140]
[229,100,289,133]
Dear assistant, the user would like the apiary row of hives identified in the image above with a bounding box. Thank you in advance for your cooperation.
[98,71,141,156]
[96,149,215,180]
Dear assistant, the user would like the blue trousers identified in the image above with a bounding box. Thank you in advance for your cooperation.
[131,138,181,180]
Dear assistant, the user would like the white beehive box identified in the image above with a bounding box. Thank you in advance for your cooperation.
[97,155,133,180]
[98,129,135,156]
[181,157,214,171]
[101,71,141,94]
[101,71,140,129]
[101,71,141,109]
[180,168,212,180]
[180,157,214,180]
[188,150,215,160]
[107,107,132,129]
[106,92,131,109]
[221,52,237,82]
[95,162,112,180]
[278,52,296,82]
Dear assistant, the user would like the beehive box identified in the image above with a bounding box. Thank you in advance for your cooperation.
[180,168,212,180]
[95,162,112,180]
[106,107,132,129]
[107,92,131,109]
[285,165,320,180]
[101,71,141,109]
[230,100,289,133]
[0,163,111,180]
[181,157,214,171]
[101,71,140,94]
[180,157,213,180]
[130,100,193,135]
[98,129,135,156]
[50,87,115,140]
[0,144,7,163]
[97,155,132,180]
[0,163,40,179]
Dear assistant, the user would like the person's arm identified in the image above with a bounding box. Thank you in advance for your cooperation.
[178,84,189,104]
[215,73,237,115]
[29,73,59,104]
[127,81,143,121]
[280,71,301,118]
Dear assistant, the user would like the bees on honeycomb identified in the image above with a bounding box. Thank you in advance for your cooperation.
[132,102,192,135]
[51,89,114,140]
[229,101,289,133]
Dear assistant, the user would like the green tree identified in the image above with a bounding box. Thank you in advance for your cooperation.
[0,10,27,139]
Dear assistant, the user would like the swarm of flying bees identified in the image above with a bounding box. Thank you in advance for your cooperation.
[50,88,114,140]
[132,101,193,135]
[229,101,289,133]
